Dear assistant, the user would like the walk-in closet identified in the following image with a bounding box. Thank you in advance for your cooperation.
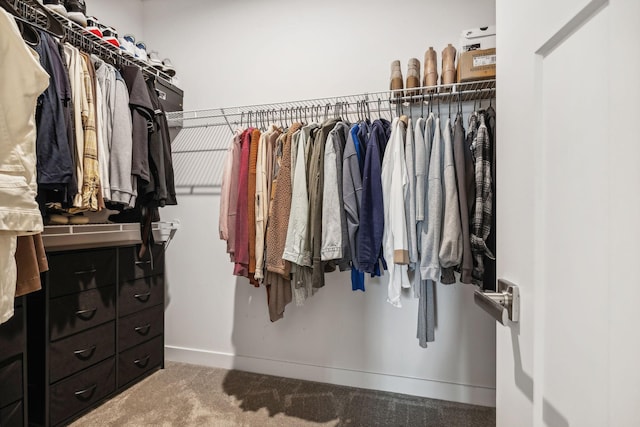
[1,0,638,426]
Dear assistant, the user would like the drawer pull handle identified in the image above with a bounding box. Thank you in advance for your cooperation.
[74,384,97,400]
[74,267,97,275]
[74,345,97,360]
[134,355,151,368]
[135,260,152,266]
[135,324,152,335]
[75,308,97,320]
[134,292,151,302]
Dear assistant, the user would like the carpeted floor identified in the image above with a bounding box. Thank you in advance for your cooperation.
[70,361,495,427]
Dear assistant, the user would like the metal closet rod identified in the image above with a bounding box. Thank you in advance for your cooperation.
[166,79,495,134]
[10,0,174,84]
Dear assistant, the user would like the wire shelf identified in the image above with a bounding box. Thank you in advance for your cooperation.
[167,80,495,193]
[166,79,495,130]
[10,0,176,86]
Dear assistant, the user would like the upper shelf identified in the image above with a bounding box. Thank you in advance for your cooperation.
[165,79,495,131]
[10,0,178,89]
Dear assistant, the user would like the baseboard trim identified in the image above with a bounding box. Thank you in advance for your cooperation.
[165,345,496,407]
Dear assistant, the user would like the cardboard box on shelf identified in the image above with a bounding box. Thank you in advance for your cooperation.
[459,26,496,52]
[457,48,496,83]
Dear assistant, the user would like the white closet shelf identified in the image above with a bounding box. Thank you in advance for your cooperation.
[42,221,179,252]
[167,79,495,193]
[166,79,495,129]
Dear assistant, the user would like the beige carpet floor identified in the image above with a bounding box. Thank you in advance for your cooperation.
[70,361,495,427]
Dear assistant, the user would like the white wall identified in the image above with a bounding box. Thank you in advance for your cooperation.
[89,0,145,45]
[142,0,497,406]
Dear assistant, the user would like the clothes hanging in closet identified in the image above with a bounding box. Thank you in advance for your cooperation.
[0,9,50,324]
[0,7,178,321]
[218,101,496,346]
[33,36,177,219]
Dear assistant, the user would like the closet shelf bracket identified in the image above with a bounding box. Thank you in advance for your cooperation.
[474,279,520,325]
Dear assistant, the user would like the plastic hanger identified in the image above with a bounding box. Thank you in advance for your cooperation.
[25,0,65,38]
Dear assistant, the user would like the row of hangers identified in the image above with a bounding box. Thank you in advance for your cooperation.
[238,89,495,131]
[0,0,64,46]
[395,89,496,123]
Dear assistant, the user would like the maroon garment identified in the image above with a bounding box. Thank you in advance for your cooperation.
[233,129,253,277]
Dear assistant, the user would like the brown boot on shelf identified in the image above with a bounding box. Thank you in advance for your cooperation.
[441,43,457,89]
[423,47,438,93]
[390,60,404,98]
[406,58,421,98]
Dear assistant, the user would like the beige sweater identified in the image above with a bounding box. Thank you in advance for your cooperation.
[266,123,302,277]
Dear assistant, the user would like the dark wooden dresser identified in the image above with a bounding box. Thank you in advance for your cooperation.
[0,297,28,427]
[26,242,166,427]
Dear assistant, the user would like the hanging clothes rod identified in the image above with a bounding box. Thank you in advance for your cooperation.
[9,0,175,84]
[166,79,495,133]
[167,79,496,192]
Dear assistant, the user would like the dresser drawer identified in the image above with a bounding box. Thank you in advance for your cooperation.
[118,335,163,388]
[0,306,25,360]
[0,358,22,408]
[49,321,115,383]
[50,287,116,341]
[50,357,115,426]
[119,305,164,352]
[0,400,23,427]
[119,245,165,282]
[119,275,164,318]
[48,249,117,298]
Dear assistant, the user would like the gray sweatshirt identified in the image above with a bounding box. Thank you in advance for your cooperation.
[94,61,135,207]
[439,118,463,284]
[421,114,442,282]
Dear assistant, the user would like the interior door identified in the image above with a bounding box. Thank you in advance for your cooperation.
[495,0,640,426]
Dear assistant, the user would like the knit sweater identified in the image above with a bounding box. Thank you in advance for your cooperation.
[266,123,302,277]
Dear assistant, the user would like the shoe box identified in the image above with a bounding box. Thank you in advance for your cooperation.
[154,78,183,143]
[457,26,496,82]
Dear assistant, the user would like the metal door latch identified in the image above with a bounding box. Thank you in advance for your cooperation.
[474,279,520,325]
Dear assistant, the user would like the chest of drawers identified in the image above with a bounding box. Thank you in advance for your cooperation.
[0,297,27,427]
[27,244,165,426]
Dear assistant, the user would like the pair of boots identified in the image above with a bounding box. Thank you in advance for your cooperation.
[390,44,457,97]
